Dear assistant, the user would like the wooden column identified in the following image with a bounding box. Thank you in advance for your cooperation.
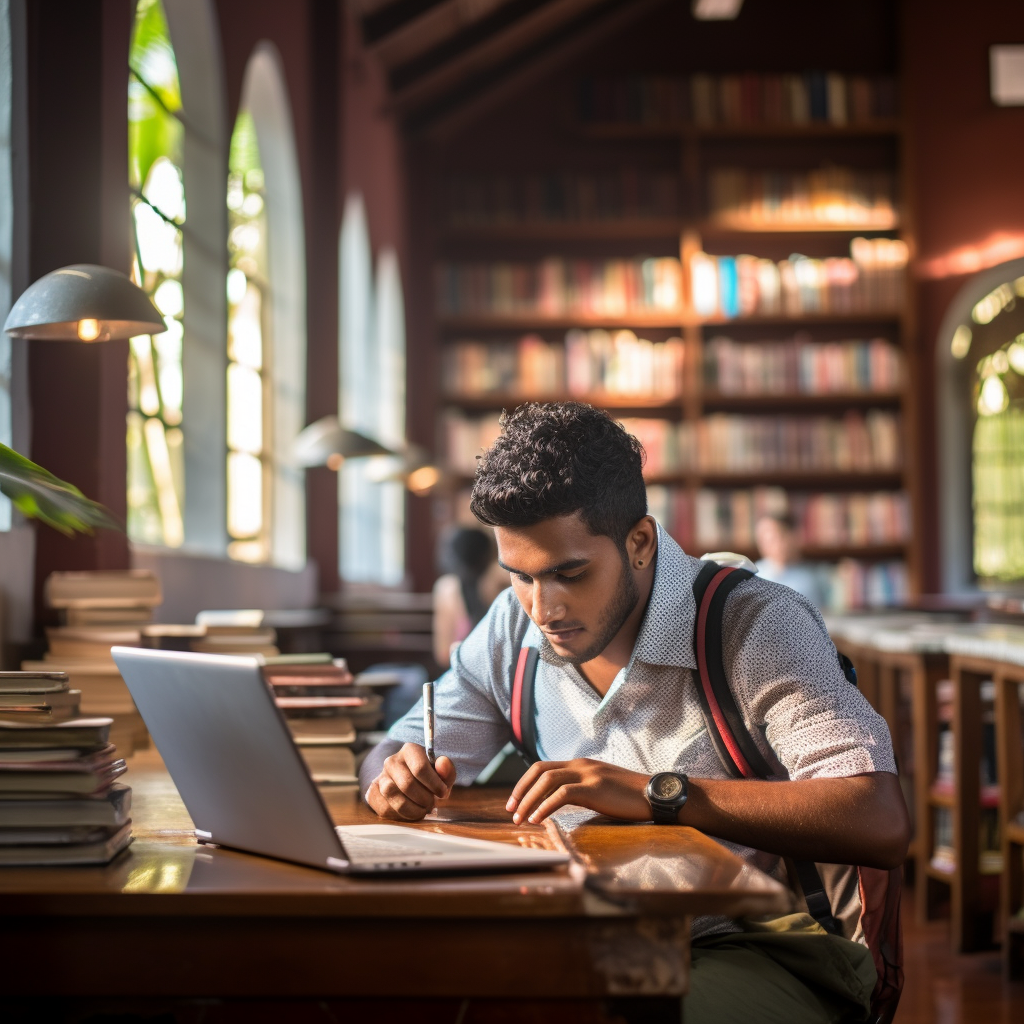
[25,0,133,627]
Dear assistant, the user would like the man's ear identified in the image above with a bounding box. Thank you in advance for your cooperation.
[626,515,658,568]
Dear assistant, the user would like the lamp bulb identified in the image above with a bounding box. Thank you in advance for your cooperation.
[326,453,344,471]
[77,318,101,342]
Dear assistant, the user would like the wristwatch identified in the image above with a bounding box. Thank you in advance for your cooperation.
[646,771,689,825]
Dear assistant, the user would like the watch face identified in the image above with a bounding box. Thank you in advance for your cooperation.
[652,773,683,802]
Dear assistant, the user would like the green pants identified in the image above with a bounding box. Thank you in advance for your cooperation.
[684,914,876,1024]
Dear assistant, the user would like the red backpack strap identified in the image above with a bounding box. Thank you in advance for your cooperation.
[510,646,540,764]
[692,560,842,937]
[691,562,772,779]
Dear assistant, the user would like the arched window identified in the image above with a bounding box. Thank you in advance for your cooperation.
[339,194,406,585]
[227,43,306,569]
[937,257,1024,591]
[127,0,226,553]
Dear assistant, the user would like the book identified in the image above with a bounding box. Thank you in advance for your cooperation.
[0,744,117,772]
[44,570,162,609]
[0,821,132,865]
[45,626,143,659]
[0,671,69,694]
[20,661,136,716]
[140,624,206,651]
[0,824,126,845]
[298,744,357,785]
[0,717,112,750]
[273,695,371,711]
[286,716,356,746]
[0,689,82,722]
[0,759,127,794]
[0,782,131,827]
[64,606,155,627]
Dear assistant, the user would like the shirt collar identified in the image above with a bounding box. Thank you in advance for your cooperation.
[631,523,704,670]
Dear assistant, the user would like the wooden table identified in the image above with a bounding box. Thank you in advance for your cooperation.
[0,749,791,1012]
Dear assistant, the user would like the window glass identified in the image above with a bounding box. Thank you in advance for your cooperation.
[967,282,1024,580]
[226,109,270,563]
[339,196,406,585]
[127,0,185,546]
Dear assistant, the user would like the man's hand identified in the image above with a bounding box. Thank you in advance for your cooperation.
[505,758,652,824]
[365,742,457,821]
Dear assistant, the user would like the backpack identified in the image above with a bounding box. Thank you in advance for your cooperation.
[508,560,903,1024]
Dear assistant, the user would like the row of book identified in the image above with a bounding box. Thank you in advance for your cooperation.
[442,410,902,477]
[688,488,911,550]
[627,411,902,474]
[441,331,685,398]
[707,167,897,229]
[436,258,682,317]
[445,169,679,224]
[576,72,899,128]
[0,671,131,866]
[704,335,903,394]
[690,238,909,320]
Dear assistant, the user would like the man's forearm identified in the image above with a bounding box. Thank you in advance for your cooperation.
[679,771,909,869]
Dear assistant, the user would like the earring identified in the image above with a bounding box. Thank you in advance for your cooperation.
[636,559,644,568]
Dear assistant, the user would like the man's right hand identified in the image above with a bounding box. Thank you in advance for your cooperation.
[365,742,457,821]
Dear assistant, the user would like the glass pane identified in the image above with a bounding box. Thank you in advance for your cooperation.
[228,282,262,368]
[227,363,263,454]
[228,451,263,539]
[227,105,270,561]
[127,0,186,550]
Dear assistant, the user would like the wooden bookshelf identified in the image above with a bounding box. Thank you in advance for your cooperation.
[576,119,905,141]
[426,62,917,608]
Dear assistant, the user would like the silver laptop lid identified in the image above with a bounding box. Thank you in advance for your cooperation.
[112,646,347,871]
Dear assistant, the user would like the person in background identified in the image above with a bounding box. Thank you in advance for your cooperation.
[755,512,826,608]
[432,526,509,669]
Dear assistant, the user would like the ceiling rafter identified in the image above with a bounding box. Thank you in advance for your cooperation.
[388,0,607,115]
[411,0,668,138]
[368,0,518,69]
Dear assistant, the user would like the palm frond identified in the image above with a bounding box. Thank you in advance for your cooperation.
[0,443,122,536]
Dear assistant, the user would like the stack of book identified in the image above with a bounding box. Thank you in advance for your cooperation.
[706,167,897,230]
[0,672,131,866]
[576,72,899,128]
[442,411,505,476]
[445,168,679,225]
[192,611,280,657]
[704,335,902,394]
[21,570,163,756]
[823,559,908,611]
[262,655,386,786]
[436,257,682,317]
[689,238,908,320]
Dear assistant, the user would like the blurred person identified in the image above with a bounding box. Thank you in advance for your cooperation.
[432,526,509,669]
[755,512,826,608]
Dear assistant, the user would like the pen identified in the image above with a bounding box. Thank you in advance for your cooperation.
[423,680,436,767]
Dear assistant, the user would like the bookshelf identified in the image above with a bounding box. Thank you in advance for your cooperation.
[429,65,919,610]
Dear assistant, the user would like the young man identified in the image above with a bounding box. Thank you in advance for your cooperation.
[361,402,909,1024]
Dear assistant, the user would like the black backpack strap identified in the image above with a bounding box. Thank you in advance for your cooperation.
[510,645,540,764]
[692,562,773,780]
[693,560,842,937]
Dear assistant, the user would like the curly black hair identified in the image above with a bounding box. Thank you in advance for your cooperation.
[469,402,647,546]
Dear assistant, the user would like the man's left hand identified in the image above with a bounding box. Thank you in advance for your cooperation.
[506,758,652,824]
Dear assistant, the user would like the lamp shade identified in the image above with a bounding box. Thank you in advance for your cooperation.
[3,264,165,341]
[292,416,397,469]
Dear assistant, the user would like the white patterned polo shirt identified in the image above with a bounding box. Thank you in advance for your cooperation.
[387,524,897,937]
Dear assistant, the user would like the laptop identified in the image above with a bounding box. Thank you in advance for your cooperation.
[111,647,569,876]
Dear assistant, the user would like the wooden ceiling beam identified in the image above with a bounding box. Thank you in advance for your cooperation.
[371,0,517,69]
[412,0,667,138]
[388,0,605,114]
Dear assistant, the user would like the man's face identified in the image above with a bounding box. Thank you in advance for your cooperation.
[495,513,639,666]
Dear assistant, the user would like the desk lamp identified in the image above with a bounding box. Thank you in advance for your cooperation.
[4,263,164,341]
[292,416,396,472]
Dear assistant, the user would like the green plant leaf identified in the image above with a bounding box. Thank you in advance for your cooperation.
[0,443,122,537]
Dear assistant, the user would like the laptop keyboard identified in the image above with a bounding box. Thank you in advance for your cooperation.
[337,833,444,860]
